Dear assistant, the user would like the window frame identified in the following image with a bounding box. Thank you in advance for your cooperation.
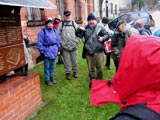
[27,8,45,27]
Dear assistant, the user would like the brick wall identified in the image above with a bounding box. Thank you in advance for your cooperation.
[0,72,42,120]
[20,7,58,41]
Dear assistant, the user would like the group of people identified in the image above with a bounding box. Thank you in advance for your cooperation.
[36,10,160,119]
[36,10,110,87]
[109,15,155,71]
[89,14,160,120]
[37,10,79,86]
[36,10,155,88]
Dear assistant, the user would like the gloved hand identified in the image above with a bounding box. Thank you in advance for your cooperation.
[40,53,45,58]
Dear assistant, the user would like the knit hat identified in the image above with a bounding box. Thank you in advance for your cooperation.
[102,17,109,24]
[87,13,96,21]
[45,18,53,25]
[64,10,71,16]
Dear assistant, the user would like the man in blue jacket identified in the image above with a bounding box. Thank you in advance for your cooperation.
[37,18,60,86]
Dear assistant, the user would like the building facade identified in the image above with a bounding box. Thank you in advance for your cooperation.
[93,0,120,19]
[93,0,133,20]
[20,0,94,68]
[102,0,120,18]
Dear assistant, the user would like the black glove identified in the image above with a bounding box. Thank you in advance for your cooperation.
[40,53,45,58]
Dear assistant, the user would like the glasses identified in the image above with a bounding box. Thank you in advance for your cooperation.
[65,14,70,17]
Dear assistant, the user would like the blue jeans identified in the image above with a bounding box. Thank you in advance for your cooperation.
[44,58,56,81]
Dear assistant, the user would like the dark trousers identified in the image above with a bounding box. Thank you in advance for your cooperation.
[86,52,104,80]
[113,60,119,72]
[105,52,111,67]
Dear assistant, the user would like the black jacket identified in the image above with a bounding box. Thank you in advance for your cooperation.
[84,24,109,54]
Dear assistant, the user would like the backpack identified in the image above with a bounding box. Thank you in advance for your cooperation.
[110,104,160,120]
[61,21,76,32]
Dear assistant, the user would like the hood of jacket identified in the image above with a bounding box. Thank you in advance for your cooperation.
[90,35,160,114]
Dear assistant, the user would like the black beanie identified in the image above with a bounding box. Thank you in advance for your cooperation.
[45,19,53,25]
[102,17,109,24]
[87,13,96,21]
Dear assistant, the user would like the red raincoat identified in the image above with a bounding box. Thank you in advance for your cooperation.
[90,35,160,114]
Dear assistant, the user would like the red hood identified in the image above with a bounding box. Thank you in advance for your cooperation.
[90,35,160,114]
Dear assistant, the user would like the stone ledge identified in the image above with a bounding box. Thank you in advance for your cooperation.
[0,72,39,96]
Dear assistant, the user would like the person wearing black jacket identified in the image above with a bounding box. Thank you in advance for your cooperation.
[83,13,109,88]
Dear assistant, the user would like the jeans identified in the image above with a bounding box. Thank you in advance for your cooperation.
[44,57,56,81]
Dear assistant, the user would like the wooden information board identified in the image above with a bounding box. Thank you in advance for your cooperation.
[0,14,20,26]
[0,13,25,76]
[0,44,25,75]
[0,27,23,47]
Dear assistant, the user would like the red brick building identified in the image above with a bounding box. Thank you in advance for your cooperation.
[21,0,94,68]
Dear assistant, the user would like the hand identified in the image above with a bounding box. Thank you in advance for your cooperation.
[98,36,103,42]
[40,53,45,57]
[58,51,61,55]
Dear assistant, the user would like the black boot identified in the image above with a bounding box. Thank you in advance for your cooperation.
[45,80,53,86]
[50,77,57,84]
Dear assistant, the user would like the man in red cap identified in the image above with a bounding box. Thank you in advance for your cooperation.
[90,35,160,119]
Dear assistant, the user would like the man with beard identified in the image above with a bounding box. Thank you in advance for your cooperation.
[83,13,109,88]
[58,10,79,80]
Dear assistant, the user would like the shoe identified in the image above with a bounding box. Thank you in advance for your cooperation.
[66,73,71,80]
[73,72,79,78]
[45,80,53,86]
[50,77,57,84]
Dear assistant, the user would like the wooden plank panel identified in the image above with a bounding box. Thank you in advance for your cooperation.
[0,44,26,75]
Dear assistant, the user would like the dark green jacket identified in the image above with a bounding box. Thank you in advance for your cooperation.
[111,25,139,60]
[84,24,109,54]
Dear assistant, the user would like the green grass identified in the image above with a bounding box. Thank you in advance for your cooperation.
[30,42,120,120]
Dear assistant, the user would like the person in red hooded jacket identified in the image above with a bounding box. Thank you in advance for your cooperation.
[90,35,160,119]
[53,15,64,64]
[53,15,61,30]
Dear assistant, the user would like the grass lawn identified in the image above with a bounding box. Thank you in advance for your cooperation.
[30,42,120,120]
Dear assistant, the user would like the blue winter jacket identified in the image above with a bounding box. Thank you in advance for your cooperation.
[37,27,60,59]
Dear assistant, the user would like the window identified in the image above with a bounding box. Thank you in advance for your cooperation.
[115,5,117,15]
[27,8,45,27]
[27,8,44,21]
[75,0,82,24]
[57,0,64,17]
[111,3,113,14]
